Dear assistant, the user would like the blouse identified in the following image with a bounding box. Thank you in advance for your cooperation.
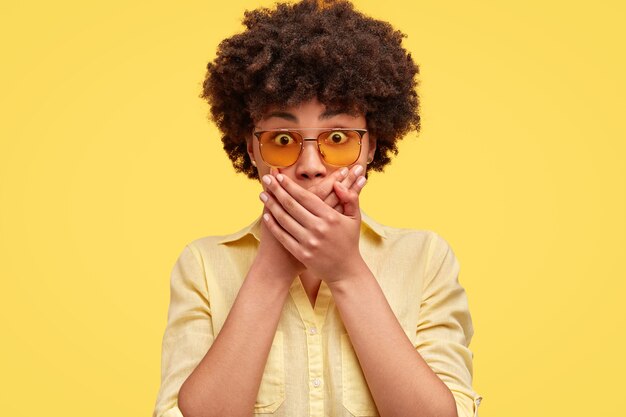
[152,209,482,417]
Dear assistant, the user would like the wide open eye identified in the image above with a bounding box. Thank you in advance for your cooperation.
[325,131,349,145]
[271,132,297,146]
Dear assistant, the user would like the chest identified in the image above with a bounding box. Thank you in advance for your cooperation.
[299,272,322,308]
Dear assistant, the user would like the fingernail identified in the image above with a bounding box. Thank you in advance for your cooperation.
[259,192,268,202]
[354,165,364,176]
[357,176,366,187]
[263,213,270,222]
[340,167,349,177]
[276,173,284,182]
[262,175,271,185]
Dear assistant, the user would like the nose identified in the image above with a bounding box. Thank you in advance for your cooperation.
[294,139,327,181]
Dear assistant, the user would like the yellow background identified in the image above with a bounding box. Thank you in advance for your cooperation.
[1,0,624,416]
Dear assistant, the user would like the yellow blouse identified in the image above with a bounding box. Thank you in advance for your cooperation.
[152,209,482,417]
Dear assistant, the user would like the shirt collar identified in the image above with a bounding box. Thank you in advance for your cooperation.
[217,208,387,245]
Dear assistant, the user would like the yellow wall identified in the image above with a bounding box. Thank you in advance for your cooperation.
[1,1,624,416]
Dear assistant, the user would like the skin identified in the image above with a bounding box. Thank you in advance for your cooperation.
[256,98,458,417]
[247,97,375,301]
[178,98,457,417]
[246,97,375,193]
[177,98,374,417]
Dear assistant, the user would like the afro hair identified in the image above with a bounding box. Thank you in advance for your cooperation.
[200,0,421,180]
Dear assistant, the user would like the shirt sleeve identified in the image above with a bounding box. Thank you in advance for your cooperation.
[152,244,215,417]
[414,233,483,417]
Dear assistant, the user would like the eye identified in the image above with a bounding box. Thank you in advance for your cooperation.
[327,131,348,145]
[271,133,296,146]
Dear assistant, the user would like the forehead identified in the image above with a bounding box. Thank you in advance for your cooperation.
[258,100,363,122]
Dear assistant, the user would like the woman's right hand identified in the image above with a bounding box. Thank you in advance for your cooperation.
[256,210,306,281]
[255,165,368,281]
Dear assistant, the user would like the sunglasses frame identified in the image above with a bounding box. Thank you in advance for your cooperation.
[253,128,368,168]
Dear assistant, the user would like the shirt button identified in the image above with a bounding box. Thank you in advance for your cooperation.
[312,378,322,387]
[309,327,318,335]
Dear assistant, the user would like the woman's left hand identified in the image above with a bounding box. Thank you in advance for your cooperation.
[260,168,366,284]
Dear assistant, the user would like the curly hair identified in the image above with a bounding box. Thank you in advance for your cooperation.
[200,0,420,180]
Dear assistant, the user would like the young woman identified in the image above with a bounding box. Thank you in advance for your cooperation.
[152,1,482,417]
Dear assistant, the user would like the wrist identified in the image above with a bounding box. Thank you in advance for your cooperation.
[249,256,297,288]
[326,255,369,292]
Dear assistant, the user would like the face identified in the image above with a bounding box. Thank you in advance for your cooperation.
[246,98,376,190]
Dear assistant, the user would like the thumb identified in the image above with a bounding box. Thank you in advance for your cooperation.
[333,181,360,217]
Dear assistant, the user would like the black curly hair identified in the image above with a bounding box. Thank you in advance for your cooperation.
[200,0,420,180]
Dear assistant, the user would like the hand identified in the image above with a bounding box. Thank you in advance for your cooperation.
[309,165,366,214]
[260,168,367,283]
[255,165,367,281]
[256,209,305,281]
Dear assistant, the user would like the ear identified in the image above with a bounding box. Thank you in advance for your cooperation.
[246,135,257,166]
[367,135,377,163]
[246,135,254,159]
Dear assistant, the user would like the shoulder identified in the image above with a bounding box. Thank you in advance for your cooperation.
[361,212,459,276]
[179,217,261,267]
[184,233,247,261]
[390,226,455,269]
[362,210,450,251]
[187,234,229,250]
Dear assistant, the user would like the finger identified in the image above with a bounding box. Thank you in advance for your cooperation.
[324,164,365,208]
[352,174,367,193]
[309,167,349,202]
[331,173,366,214]
[263,171,318,229]
[343,164,365,189]
[262,210,305,260]
[333,181,361,217]
[271,171,331,220]
[260,189,308,244]
[324,166,358,207]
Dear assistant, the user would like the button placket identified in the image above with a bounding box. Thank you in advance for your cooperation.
[289,277,331,417]
[307,320,324,416]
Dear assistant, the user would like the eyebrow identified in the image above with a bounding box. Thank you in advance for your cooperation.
[261,108,354,122]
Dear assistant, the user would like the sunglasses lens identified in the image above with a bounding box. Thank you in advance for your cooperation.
[259,131,302,167]
[319,130,362,166]
[257,130,363,167]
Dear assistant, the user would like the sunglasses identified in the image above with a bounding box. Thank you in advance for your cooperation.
[253,128,367,168]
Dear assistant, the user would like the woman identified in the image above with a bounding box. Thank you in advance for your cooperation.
[153,1,482,417]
